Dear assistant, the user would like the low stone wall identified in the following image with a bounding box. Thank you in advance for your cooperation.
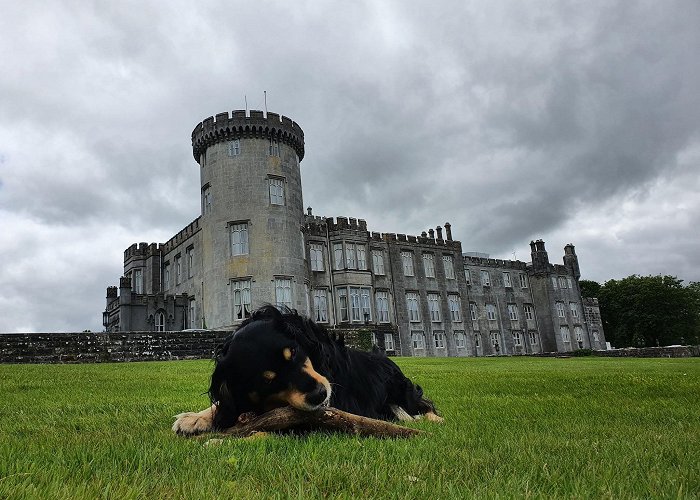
[0,331,233,364]
[592,345,700,358]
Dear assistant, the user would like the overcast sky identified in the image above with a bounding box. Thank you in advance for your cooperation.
[1,1,698,332]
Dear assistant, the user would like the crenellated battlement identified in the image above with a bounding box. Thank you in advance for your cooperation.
[162,217,201,255]
[124,242,161,261]
[191,109,305,162]
[463,256,528,270]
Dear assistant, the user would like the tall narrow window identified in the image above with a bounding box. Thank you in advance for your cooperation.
[269,138,280,156]
[155,311,165,332]
[519,273,528,288]
[470,302,478,321]
[428,293,441,322]
[502,272,512,288]
[433,331,445,348]
[227,139,241,156]
[556,302,566,318]
[465,269,472,284]
[490,332,501,351]
[275,278,292,309]
[230,223,249,256]
[349,287,362,322]
[232,280,252,320]
[202,185,212,215]
[337,288,349,322]
[133,269,143,294]
[412,332,425,349]
[175,256,182,284]
[552,276,558,289]
[333,243,344,269]
[481,270,491,286]
[454,331,466,348]
[486,304,497,321]
[558,276,568,288]
[560,326,571,343]
[163,263,170,290]
[569,302,579,318]
[269,178,284,205]
[384,333,395,351]
[372,250,385,275]
[423,253,436,278]
[401,252,414,276]
[376,291,389,323]
[312,289,328,323]
[310,243,324,271]
[361,288,371,322]
[524,304,534,321]
[448,295,461,321]
[507,304,518,321]
[574,326,584,344]
[406,292,420,322]
[528,331,539,345]
[189,299,196,328]
[474,333,480,348]
[346,243,357,269]
[443,255,456,279]
[187,247,194,278]
[356,245,367,270]
[512,331,522,346]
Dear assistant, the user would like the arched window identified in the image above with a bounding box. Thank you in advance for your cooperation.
[155,311,165,332]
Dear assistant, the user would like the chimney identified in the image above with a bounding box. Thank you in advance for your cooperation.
[436,226,443,240]
[444,222,452,241]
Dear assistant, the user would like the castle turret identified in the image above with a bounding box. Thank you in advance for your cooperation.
[563,243,581,280]
[530,239,550,273]
[191,110,307,326]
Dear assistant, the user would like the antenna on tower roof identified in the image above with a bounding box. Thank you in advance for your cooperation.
[245,95,248,115]
[264,90,268,115]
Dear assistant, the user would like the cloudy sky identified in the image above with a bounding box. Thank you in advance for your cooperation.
[1,1,698,332]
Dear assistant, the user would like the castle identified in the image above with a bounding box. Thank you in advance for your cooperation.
[103,109,607,356]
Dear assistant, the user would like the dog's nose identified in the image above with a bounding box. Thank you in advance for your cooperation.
[306,386,327,406]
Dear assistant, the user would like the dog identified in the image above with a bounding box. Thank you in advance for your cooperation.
[172,305,442,435]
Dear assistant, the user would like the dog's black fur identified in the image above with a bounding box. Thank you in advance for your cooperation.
[207,305,440,430]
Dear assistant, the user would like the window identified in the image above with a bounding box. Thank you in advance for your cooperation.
[552,276,558,289]
[376,291,389,323]
[155,311,165,332]
[175,256,183,284]
[269,178,284,205]
[470,302,478,321]
[433,331,445,349]
[412,332,425,349]
[361,288,372,322]
[528,331,538,345]
[133,269,143,294]
[556,302,566,318]
[312,289,328,323]
[448,295,461,321]
[199,151,206,168]
[507,304,518,321]
[519,273,528,288]
[567,277,573,289]
[513,331,522,346]
[423,253,436,278]
[230,223,249,256]
[349,287,362,322]
[163,263,170,289]
[357,245,367,270]
[202,185,212,215]
[189,299,196,328]
[187,247,194,278]
[490,332,501,351]
[269,138,280,156]
[465,269,471,284]
[560,325,570,342]
[310,243,324,271]
[502,272,512,288]
[443,255,456,279]
[401,252,414,276]
[346,243,357,269]
[384,333,395,351]
[481,270,491,286]
[372,250,385,275]
[574,326,584,344]
[486,304,497,321]
[558,276,568,289]
[593,331,599,342]
[524,304,534,321]
[337,288,349,322]
[406,292,420,322]
[428,293,441,322]
[454,331,466,348]
[227,139,241,156]
[474,333,480,348]
[333,243,344,269]
[275,278,292,309]
[569,302,579,319]
[232,280,252,320]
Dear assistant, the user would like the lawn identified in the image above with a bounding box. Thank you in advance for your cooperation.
[0,356,698,499]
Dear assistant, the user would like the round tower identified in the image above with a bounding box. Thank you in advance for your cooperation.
[191,110,307,328]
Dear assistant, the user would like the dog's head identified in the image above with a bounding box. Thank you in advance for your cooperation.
[209,306,332,426]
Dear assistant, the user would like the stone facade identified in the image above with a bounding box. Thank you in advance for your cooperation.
[103,109,607,356]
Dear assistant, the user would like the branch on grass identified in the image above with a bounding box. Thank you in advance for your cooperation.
[222,406,422,438]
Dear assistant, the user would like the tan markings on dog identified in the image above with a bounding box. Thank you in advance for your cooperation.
[248,391,260,403]
[263,370,277,380]
[172,404,216,435]
[268,389,309,410]
[283,348,293,360]
[302,358,329,387]
[425,411,445,423]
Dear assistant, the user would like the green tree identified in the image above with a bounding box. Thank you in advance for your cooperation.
[579,279,601,298]
[597,275,700,348]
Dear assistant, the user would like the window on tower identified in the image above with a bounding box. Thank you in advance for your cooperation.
[269,177,285,205]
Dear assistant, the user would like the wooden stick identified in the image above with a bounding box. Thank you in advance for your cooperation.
[221,406,422,438]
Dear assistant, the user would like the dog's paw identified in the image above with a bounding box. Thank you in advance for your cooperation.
[172,407,214,435]
[424,411,444,423]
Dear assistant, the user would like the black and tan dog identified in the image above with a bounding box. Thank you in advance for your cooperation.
[172,306,442,435]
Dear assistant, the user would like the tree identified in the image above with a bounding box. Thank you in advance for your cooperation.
[579,280,601,298]
[597,275,700,348]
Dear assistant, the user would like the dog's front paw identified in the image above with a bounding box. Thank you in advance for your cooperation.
[172,406,215,435]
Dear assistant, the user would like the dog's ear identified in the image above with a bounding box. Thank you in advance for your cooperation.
[209,365,239,430]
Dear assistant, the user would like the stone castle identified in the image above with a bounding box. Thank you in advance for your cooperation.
[103,109,606,356]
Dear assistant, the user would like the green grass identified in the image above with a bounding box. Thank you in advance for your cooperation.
[0,357,698,499]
